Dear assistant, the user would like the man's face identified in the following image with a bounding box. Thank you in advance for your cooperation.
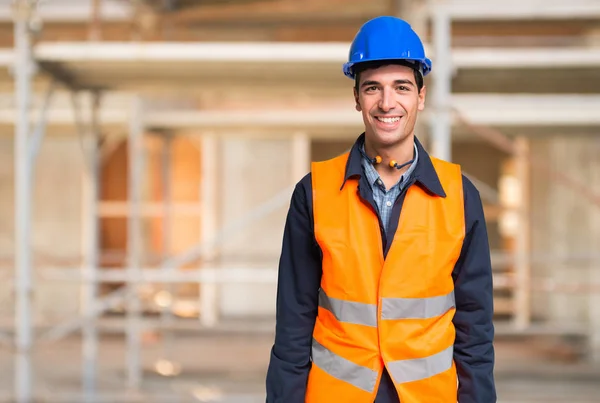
[353,64,426,148]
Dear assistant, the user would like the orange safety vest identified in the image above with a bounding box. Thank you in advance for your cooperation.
[306,151,465,403]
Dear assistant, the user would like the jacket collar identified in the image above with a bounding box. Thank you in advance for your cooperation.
[340,133,446,198]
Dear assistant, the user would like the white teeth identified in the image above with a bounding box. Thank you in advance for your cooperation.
[377,116,400,123]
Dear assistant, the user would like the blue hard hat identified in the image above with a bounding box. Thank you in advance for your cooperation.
[343,16,432,79]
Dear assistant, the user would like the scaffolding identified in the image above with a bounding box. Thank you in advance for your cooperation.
[5,0,600,401]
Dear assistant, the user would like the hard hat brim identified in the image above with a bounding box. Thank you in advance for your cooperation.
[343,57,432,80]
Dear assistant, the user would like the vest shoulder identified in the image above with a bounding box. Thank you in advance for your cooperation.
[429,156,461,173]
[311,152,350,188]
[312,151,350,168]
[428,157,463,193]
[311,151,350,175]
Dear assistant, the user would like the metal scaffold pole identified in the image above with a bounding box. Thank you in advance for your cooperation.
[127,95,144,393]
[431,4,453,161]
[13,0,34,401]
[82,91,102,402]
[159,132,175,365]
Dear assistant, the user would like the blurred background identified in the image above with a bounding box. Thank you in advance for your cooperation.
[1,0,600,401]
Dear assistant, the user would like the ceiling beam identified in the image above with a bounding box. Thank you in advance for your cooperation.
[453,47,600,69]
[29,42,349,63]
[437,0,600,20]
[16,42,600,69]
[165,0,385,24]
[450,94,600,126]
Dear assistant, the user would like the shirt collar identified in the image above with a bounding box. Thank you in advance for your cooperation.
[341,133,447,198]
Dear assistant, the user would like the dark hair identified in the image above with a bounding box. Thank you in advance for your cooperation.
[353,60,424,93]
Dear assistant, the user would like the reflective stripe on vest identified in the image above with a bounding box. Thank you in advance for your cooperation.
[387,344,454,384]
[312,337,453,387]
[318,289,378,327]
[311,338,378,393]
[319,289,455,325]
[381,290,455,320]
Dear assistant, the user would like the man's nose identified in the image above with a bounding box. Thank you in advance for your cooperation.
[378,87,394,112]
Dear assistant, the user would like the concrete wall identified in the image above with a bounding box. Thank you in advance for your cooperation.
[529,135,600,358]
[0,135,83,323]
[0,132,312,321]
[34,137,84,321]
[217,136,295,317]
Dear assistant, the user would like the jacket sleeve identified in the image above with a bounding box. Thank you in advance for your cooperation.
[265,174,322,403]
[452,175,497,403]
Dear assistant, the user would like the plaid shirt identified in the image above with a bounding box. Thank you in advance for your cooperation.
[360,142,419,233]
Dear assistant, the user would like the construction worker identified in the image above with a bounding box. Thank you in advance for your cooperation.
[266,16,496,403]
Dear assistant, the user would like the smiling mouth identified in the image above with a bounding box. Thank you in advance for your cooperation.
[376,116,401,123]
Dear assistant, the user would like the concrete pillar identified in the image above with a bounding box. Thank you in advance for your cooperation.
[218,136,292,317]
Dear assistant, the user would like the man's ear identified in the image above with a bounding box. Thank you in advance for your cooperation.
[417,85,427,112]
[353,87,361,111]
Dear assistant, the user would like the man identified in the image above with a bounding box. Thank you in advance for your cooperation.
[266,16,496,403]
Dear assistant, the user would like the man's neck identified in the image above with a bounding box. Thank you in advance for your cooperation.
[364,136,415,186]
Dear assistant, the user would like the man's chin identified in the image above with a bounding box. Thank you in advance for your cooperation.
[367,130,409,146]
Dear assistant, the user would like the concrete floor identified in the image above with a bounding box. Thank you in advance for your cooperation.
[0,324,599,403]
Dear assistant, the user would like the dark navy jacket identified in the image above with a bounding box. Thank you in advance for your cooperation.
[266,134,496,403]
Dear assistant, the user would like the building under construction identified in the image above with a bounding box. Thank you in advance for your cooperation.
[1,0,600,401]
